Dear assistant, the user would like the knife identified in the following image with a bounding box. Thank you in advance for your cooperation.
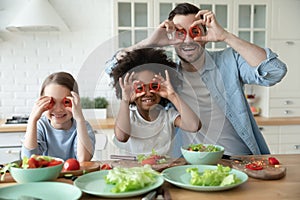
[110,155,137,161]
[141,190,157,200]
[222,154,243,162]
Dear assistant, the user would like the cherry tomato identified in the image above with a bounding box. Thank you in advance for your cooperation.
[63,158,80,171]
[101,163,112,170]
[62,97,72,107]
[268,157,280,165]
[245,163,263,170]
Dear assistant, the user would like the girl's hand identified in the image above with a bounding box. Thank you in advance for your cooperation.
[153,70,175,99]
[192,10,228,43]
[119,72,139,103]
[66,91,85,121]
[30,96,53,121]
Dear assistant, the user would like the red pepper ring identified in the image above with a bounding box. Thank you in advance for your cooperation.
[149,81,160,91]
[175,28,187,40]
[134,82,145,93]
[189,26,202,39]
[62,97,72,107]
[245,163,264,170]
[134,81,161,93]
[46,97,54,110]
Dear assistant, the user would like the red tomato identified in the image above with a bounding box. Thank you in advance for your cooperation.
[141,158,157,165]
[63,158,80,171]
[48,160,63,167]
[28,157,39,168]
[268,157,280,165]
[101,163,112,170]
[245,163,263,170]
[38,159,50,167]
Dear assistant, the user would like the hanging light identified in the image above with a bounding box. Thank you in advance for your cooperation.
[6,0,69,32]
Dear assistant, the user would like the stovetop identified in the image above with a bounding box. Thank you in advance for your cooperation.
[5,116,29,124]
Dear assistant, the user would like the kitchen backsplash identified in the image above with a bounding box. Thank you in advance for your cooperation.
[0,0,119,119]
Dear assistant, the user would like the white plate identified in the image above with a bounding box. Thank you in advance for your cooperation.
[74,170,164,198]
[0,182,82,200]
[161,165,248,192]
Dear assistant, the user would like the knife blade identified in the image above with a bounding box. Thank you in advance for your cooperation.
[141,190,157,200]
[110,155,137,161]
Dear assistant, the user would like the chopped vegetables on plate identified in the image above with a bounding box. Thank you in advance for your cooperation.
[105,165,159,193]
[137,149,167,165]
[186,164,242,186]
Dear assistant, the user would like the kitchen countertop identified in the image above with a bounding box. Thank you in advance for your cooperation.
[1,116,300,133]
[0,154,299,199]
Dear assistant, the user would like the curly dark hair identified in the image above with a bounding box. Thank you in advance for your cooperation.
[109,48,181,107]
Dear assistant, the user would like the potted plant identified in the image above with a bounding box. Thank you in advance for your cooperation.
[81,97,109,119]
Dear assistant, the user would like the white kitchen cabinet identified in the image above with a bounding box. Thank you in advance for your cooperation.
[260,125,300,154]
[0,132,24,164]
[271,0,300,40]
[255,0,300,117]
[92,129,122,161]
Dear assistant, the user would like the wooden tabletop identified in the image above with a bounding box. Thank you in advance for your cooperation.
[1,154,299,199]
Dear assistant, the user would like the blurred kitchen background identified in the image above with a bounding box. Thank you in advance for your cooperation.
[0,0,299,119]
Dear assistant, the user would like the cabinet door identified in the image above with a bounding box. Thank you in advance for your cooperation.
[0,148,21,164]
[259,125,280,154]
[269,40,300,98]
[279,125,300,154]
[271,0,300,39]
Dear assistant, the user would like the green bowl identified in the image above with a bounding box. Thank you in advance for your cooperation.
[10,158,64,183]
[181,144,224,165]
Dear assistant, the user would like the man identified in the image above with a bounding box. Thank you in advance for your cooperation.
[106,3,287,157]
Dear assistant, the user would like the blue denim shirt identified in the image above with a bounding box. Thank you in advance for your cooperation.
[188,47,287,155]
[106,47,287,155]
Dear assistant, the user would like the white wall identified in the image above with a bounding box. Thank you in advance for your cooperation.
[0,0,119,119]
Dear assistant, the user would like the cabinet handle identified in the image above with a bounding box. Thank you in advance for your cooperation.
[5,150,20,154]
[284,100,290,105]
[286,41,294,45]
[295,145,300,150]
[284,110,290,115]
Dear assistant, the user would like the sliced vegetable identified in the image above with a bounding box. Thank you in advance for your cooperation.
[137,149,167,165]
[105,165,159,193]
[187,144,220,152]
[101,163,112,170]
[62,97,72,107]
[245,163,263,170]
[268,157,280,165]
[186,164,241,186]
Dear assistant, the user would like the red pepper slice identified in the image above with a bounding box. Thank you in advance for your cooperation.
[47,97,54,109]
[245,163,263,170]
[189,26,202,39]
[175,28,187,40]
[62,97,72,107]
[101,163,112,170]
[268,157,280,165]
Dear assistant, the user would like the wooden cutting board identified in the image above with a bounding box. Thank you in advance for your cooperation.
[230,156,287,180]
[59,161,100,177]
[102,157,187,172]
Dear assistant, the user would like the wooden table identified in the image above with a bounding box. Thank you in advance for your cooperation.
[1,154,299,199]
